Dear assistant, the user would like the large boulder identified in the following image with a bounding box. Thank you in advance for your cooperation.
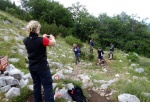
[118,93,140,102]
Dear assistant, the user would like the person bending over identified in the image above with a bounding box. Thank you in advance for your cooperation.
[97,47,104,65]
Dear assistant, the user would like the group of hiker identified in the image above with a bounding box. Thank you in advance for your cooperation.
[73,39,114,65]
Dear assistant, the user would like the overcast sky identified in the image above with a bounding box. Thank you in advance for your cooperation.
[55,0,150,22]
[13,0,150,22]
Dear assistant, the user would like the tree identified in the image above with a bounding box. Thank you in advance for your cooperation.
[21,0,74,28]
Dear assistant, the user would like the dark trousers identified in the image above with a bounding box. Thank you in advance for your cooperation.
[75,55,80,65]
[30,69,54,102]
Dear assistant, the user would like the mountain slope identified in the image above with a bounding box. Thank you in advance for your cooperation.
[0,10,150,102]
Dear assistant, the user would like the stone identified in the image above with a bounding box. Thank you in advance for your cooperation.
[0,85,11,93]
[118,93,140,102]
[6,79,19,86]
[28,85,33,91]
[135,68,144,73]
[5,87,20,99]
[0,77,7,87]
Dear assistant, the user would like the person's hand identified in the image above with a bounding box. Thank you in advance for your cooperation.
[49,34,55,39]
[43,34,48,37]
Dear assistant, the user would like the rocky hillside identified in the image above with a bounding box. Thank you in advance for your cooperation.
[0,10,150,102]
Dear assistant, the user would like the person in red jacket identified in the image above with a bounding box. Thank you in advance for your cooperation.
[23,20,56,102]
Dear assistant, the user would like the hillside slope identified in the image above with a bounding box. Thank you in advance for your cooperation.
[0,10,150,102]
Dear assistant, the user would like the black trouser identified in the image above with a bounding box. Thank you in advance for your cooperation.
[30,69,54,102]
[75,55,80,64]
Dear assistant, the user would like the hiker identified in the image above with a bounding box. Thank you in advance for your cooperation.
[109,43,114,60]
[89,39,94,54]
[73,44,80,65]
[23,20,56,102]
[97,47,105,65]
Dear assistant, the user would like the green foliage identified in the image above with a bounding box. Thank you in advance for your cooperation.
[40,23,58,36]
[58,25,72,37]
[55,98,66,102]
[53,79,82,91]
[40,22,72,37]
[81,53,94,61]
[126,52,139,62]
[110,78,150,102]
[138,58,150,67]
[65,35,83,47]
[11,87,32,102]
[62,79,82,87]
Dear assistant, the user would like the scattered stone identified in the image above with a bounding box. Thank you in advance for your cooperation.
[0,77,7,87]
[131,63,136,67]
[119,60,123,62]
[100,92,105,96]
[135,68,144,73]
[5,87,20,99]
[115,74,120,77]
[118,93,140,102]
[0,85,11,93]
[8,58,20,63]
[28,85,33,91]
[141,92,150,97]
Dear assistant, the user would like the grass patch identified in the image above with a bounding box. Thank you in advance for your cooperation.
[11,87,32,102]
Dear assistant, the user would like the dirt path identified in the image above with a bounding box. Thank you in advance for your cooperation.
[88,90,113,102]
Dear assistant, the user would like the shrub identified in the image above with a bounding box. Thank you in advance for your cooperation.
[58,25,72,37]
[65,35,83,47]
[40,23,58,36]
[80,50,94,61]
[126,52,139,62]
[40,23,72,37]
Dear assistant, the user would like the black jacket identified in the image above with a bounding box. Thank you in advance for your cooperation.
[23,32,49,71]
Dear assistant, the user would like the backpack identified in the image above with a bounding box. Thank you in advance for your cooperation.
[68,86,87,102]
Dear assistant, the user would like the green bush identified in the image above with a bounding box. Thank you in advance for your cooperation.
[80,51,94,61]
[40,22,72,37]
[126,52,139,62]
[88,54,94,61]
[65,35,83,47]
[40,23,58,36]
[58,25,72,37]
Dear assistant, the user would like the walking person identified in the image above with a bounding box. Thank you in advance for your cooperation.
[109,43,114,60]
[23,20,56,102]
[89,39,94,54]
[73,44,80,65]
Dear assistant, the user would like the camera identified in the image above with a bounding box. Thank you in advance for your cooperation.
[46,35,50,38]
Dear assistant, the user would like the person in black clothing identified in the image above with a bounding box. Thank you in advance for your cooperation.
[109,43,114,60]
[23,20,56,102]
[97,47,104,65]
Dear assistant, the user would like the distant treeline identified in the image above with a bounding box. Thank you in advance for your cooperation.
[0,0,150,57]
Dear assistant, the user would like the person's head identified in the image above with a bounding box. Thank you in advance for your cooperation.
[26,20,41,34]
[73,43,77,48]
[98,47,101,51]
